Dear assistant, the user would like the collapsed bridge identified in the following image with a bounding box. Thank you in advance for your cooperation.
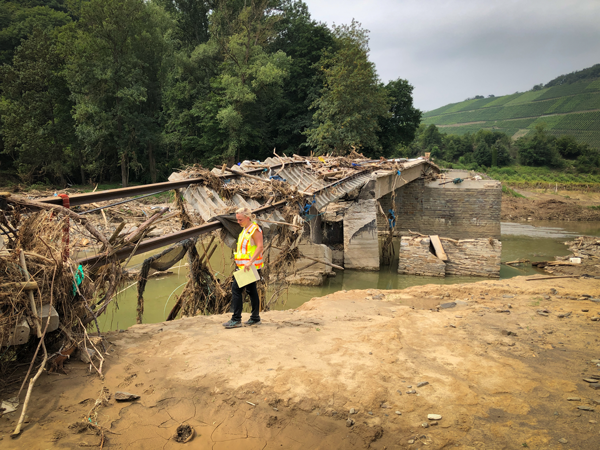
[1,154,502,352]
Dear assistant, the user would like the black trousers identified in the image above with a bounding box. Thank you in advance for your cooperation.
[231,270,261,322]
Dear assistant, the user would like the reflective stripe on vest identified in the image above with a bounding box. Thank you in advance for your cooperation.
[234,222,263,269]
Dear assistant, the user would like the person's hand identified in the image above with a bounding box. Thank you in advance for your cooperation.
[243,261,252,272]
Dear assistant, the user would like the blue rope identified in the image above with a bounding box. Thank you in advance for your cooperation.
[269,174,286,182]
[452,177,463,184]
[302,195,316,215]
[388,209,396,229]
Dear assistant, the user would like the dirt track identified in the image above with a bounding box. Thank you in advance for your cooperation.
[1,277,600,449]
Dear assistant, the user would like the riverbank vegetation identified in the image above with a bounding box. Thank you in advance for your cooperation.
[418,64,600,183]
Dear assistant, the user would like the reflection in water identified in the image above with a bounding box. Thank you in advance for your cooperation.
[501,221,600,238]
[97,221,600,331]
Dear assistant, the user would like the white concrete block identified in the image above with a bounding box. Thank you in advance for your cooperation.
[40,304,60,333]
[296,243,333,273]
[2,319,30,346]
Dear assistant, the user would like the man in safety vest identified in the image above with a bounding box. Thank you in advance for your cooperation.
[223,207,264,329]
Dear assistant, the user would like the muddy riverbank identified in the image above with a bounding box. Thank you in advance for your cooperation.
[1,276,599,449]
[502,191,600,222]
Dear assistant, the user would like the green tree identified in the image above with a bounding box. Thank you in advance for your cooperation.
[161,40,227,170]
[266,0,334,154]
[305,20,389,155]
[575,146,600,174]
[65,0,172,186]
[444,134,473,161]
[0,1,71,66]
[516,124,562,167]
[421,124,443,150]
[555,135,585,160]
[375,78,421,156]
[210,0,291,162]
[473,140,491,167]
[0,28,76,184]
[155,0,211,49]
[472,129,513,167]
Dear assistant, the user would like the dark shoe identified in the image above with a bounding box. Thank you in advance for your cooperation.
[223,320,242,329]
[245,318,261,326]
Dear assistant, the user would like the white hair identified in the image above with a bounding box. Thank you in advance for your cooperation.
[235,207,256,221]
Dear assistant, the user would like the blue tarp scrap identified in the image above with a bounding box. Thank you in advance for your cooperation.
[303,195,316,215]
[72,264,84,296]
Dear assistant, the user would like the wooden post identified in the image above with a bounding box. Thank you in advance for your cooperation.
[18,250,42,338]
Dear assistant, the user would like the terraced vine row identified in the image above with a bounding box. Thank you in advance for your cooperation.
[423,78,600,148]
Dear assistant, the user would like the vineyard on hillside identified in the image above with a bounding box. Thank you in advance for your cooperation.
[423,78,600,148]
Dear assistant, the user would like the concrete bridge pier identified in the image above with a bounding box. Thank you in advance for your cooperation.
[343,199,380,270]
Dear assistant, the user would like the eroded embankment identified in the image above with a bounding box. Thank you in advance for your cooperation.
[502,196,600,221]
[1,277,600,449]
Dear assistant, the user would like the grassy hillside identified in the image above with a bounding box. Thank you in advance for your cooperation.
[423,77,600,149]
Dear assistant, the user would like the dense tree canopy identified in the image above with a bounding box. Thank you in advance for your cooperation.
[0,0,422,185]
[0,28,75,183]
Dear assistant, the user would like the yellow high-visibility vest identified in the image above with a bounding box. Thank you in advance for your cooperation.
[234,222,263,269]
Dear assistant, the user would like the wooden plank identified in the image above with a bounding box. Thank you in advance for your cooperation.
[0,281,38,291]
[429,235,448,261]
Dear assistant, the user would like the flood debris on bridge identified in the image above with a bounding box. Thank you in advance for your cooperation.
[172,156,502,283]
[171,154,444,281]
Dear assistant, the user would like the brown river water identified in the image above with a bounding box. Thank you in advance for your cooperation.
[96,221,600,331]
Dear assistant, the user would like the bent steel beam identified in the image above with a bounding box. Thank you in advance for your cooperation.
[76,200,290,269]
[37,161,305,207]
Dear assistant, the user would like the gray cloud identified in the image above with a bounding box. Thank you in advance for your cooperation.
[303,0,600,111]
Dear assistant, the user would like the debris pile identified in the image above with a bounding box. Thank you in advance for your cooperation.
[529,236,600,278]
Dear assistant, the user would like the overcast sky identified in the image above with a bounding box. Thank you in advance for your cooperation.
[303,0,600,112]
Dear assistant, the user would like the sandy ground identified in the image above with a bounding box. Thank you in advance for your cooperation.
[502,190,600,222]
[1,277,600,449]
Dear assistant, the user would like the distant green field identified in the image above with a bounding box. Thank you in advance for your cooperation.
[424,78,600,148]
[483,166,600,191]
